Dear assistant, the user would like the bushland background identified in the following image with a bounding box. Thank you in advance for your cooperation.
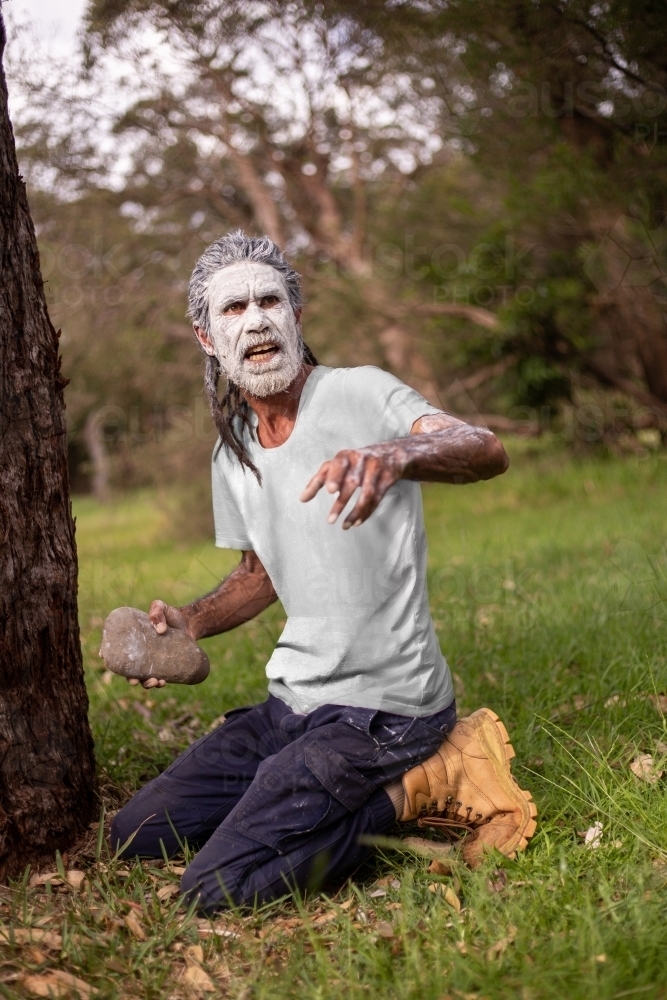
[7,0,667,529]
[2,3,667,999]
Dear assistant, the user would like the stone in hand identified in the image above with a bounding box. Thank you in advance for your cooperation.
[100,607,210,685]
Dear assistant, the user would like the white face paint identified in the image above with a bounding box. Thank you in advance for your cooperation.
[205,261,303,397]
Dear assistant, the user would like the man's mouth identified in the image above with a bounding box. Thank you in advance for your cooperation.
[244,342,281,362]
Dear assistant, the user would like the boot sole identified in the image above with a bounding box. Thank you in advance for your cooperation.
[472,708,538,857]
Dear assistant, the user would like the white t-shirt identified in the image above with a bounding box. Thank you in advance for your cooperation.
[211,365,454,717]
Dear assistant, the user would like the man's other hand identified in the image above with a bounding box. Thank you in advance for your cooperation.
[300,446,400,530]
[125,600,188,689]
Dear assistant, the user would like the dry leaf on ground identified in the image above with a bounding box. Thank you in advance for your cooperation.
[403,836,456,861]
[29,872,63,888]
[123,911,146,941]
[443,887,461,912]
[630,754,664,784]
[429,858,455,876]
[376,921,395,939]
[182,964,216,993]
[583,822,603,848]
[185,944,204,964]
[157,883,180,903]
[21,970,96,998]
[648,694,667,715]
[0,927,63,950]
[486,925,517,961]
[65,871,86,891]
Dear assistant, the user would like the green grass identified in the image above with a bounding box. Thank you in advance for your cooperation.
[3,442,667,999]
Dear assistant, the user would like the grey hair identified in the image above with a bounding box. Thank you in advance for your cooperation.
[187,229,303,336]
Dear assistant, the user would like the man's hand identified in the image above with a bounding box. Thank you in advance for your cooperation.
[300,448,401,529]
[148,600,191,637]
[300,412,508,528]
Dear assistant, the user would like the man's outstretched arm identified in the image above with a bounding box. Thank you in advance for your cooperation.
[300,412,508,530]
[149,550,278,642]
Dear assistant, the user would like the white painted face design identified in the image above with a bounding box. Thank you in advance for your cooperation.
[205,262,303,397]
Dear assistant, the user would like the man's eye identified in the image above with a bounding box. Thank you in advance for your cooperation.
[261,295,280,308]
[223,301,246,314]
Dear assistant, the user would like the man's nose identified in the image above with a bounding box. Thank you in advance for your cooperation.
[242,301,269,334]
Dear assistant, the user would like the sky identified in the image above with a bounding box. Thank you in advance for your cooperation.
[6,0,88,57]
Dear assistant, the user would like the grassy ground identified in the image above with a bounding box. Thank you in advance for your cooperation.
[2,441,667,999]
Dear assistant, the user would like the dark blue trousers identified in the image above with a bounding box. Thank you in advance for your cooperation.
[111,695,456,912]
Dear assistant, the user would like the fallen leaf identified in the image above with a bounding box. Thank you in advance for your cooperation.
[312,910,336,926]
[123,912,146,941]
[443,887,461,912]
[157,727,173,742]
[157,883,180,903]
[101,670,114,685]
[185,944,204,964]
[0,927,63,950]
[369,889,387,898]
[182,964,216,992]
[429,858,455,876]
[486,925,517,961]
[29,872,63,888]
[66,871,86,891]
[27,947,48,965]
[583,822,603,848]
[338,899,355,911]
[169,865,187,875]
[403,836,456,861]
[386,902,402,911]
[21,970,96,998]
[596,954,607,963]
[376,920,394,939]
[648,694,667,715]
[630,754,664,784]
[455,940,468,955]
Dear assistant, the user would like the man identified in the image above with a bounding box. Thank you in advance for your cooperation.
[111,231,537,913]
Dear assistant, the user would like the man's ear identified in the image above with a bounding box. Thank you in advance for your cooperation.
[194,325,216,356]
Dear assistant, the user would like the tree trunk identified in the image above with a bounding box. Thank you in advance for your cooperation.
[0,15,96,878]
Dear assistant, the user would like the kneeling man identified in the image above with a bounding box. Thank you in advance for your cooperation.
[111,231,537,912]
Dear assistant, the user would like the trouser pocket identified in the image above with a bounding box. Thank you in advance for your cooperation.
[231,736,377,852]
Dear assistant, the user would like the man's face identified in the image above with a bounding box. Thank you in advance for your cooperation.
[203,261,303,397]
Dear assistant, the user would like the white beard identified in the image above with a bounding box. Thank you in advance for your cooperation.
[222,329,304,397]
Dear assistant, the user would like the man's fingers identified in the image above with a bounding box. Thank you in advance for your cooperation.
[326,461,365,523]
[299,465,329,503]
[343,465,385,529]
[143,677,162,689]
[301,454,354,505]
[148,599,168,634]
[128,678,139,686]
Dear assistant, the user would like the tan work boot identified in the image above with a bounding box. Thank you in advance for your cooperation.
[400,708,537,868]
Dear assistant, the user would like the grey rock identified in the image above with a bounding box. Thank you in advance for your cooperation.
[100,607,210,685]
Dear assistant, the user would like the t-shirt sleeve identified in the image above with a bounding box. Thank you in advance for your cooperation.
[343,366,443,441]
[211,446,253,550]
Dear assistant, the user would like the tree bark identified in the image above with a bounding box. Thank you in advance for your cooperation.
[0,15,96,878]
